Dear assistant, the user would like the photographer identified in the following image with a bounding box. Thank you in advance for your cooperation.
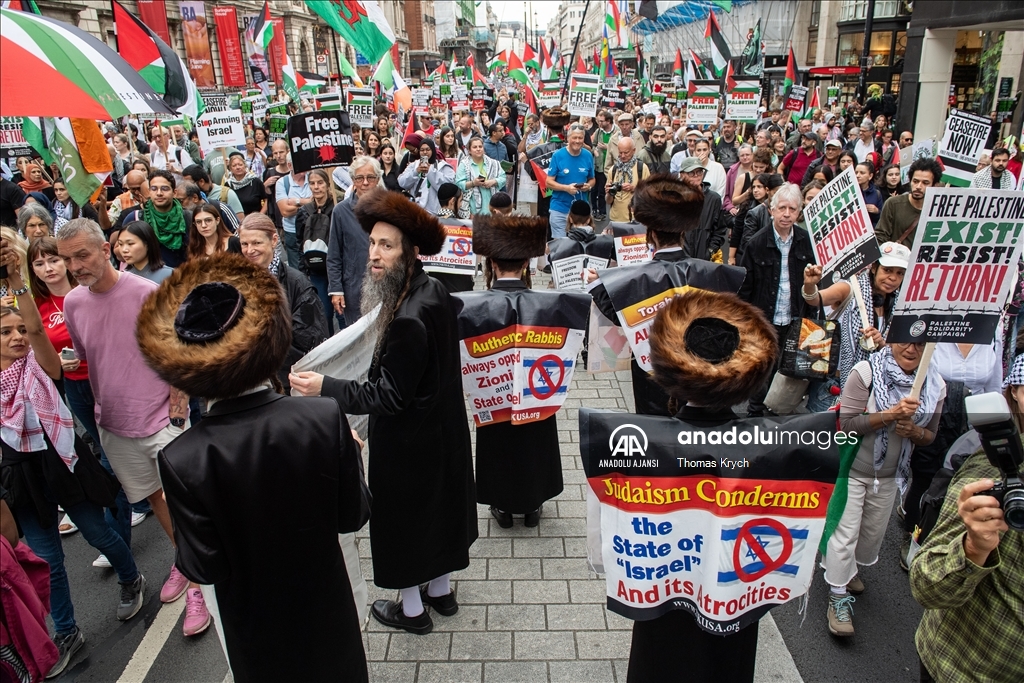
[606,138,649,223]
[910,361,1024,683]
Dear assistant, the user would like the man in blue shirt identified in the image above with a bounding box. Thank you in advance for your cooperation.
[546,125,595,238]
[275,164,313,268]
[484,124,509,163]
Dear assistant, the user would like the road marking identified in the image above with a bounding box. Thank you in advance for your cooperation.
[115,600,184,683]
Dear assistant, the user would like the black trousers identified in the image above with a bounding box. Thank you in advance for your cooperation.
[746,323,790,417]
[592,171,607,215]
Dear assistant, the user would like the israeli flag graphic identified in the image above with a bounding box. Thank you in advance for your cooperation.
[717,522,809,585]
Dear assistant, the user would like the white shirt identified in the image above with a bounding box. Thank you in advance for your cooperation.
[701,158,727,198]
[150,144,188,172]
[931,341,1003,396]
[853,138,875,163]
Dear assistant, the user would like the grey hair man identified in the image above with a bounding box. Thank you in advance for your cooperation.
[327,155,380,323]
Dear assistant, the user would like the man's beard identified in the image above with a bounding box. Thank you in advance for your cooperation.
[650,141,667,155]
[361,256,412,355]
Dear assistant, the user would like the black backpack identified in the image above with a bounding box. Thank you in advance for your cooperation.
[301,205,331,274]
[882,94,898,117]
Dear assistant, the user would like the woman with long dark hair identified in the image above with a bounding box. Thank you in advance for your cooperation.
[117,221,172,284]
[52,180,99,230]
[379,143,402,193]
[363,131,382,159]
[878,164,905,202]
[187,202,240,260]
[437,127,460,161]
[398,138,455,214]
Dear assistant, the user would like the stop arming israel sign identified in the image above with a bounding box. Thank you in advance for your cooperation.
[804,166,881,283]
[195,111,245,152]
[888,187,1024,344]
[596,260,746,372]
[453,289,590,426]
[581,410,840,632]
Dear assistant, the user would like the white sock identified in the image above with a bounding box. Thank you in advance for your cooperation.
[829,584,847,596]
[399,586,424,617]
[427,574,451,598]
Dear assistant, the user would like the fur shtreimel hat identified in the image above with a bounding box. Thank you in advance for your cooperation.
[136,253,292,400]
[650,290,777,410]
[632,174,705,234]
[354,187,446,256]
[472,214,548,260]
[541,107,571,129]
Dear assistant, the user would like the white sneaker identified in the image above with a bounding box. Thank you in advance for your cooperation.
[131,511,149,527]
[58,514,78,536]
[93,554,112,568]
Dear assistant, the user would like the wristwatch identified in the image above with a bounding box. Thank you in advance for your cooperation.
[170,417,186,428]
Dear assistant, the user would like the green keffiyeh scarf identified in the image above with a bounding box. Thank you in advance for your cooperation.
[143,199,187,252]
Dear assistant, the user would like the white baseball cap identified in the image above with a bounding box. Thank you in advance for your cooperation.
[877,241,911,269]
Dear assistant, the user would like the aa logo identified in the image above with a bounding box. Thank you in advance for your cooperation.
[608,424,648,458]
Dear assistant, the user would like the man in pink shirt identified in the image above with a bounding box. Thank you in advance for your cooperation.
[58,218,210,638]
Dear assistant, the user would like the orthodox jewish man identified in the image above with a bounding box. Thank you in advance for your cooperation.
[138,253,371,683]
[628,289,778,682]
[469,213,564,527]
[587,175,745,415]
[289,188,477,636]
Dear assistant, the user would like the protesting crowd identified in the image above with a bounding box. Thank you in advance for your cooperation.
[2,2,1024,683]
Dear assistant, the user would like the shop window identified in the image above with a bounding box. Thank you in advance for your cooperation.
[895,31,907,60]
[839,33,864,67]
[869,31,893,66]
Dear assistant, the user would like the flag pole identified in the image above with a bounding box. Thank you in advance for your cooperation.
[562,0,592,100]
[331,31,346,104]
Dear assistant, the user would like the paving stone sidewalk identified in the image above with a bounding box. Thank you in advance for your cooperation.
[355,273,802,683]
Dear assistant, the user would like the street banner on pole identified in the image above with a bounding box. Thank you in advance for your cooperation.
[178,1,216,87]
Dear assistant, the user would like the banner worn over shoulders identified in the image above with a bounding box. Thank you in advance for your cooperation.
[287,110,354,172]
[804,166,880,283]
[937,109,992,187]
[291,305,382,439]
[597,260,746,372]
[889,188,1024,343]
[580,410,841,632]
[453,290,591,427]
[420,221,474,276]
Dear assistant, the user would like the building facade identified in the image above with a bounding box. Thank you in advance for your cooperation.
[406,0,441,79]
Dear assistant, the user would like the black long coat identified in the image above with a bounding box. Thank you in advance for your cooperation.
[322,263,477,588]
[158,391,370,683]
[627,404,758,683]
[474,280,563,513]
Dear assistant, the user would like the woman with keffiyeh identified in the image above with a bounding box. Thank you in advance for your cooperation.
[823,341,946,638]
[0,242,145,679]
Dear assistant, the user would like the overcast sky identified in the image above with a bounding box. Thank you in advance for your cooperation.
[487,1,561,33]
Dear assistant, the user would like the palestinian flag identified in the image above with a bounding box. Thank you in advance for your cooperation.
[529,147,558,197]
[488,49,507,72]
[723,60,736,93]
[539,39,554,79]
[465,53,475,71]
[252,1,273,50]
[592,47,601,74]
[280,49,301,102]
[521,81,540,115]
[112,0,202,120]
[705,11,731,78]
[672,48,683,87]
[784,46,798,93]
[523,43,539,72]
[689,49,709,80]
[507,51,529,85]
[450,54,458,72]
[606,0,629,48]
[337,49,364,86]
[297,70,326,91]
[305,0,396,64]
[802,86,820,119]
[549,39,561,74]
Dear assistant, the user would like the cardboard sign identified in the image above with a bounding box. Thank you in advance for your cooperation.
[552,255,610,292]
[568,73,601,117]
[686,81,720,126]
[725,79,760,124]
[614,233,654,265]
[785,85,808,113]
[803,167,880,283]
[539,79,562,109]
[601,88,627,111]
[267,114,289,141]
[580,410,839,631]
[412,88,431,108]
[453,289,591,426]
[200,91,231,113]
[1,117,39,159]
[195,110,246,152]
[287,110,355,172]
[420,223,475,275]
[596,260,746,372]
[888,188,1024,344]
[937,109,992,187]
[241,95,268,122]
[345,88,374,128]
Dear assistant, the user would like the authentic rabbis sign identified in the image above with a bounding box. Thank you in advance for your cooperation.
[287,110,354,173]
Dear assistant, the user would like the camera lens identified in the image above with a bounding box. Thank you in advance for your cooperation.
[1003,488,1024,531]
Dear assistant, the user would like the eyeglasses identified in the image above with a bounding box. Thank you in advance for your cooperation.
[353,175,377,183]
[683,169,706,178]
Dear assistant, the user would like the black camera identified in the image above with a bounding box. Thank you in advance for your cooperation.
[606,183,622,195]
[966,392,1024,531]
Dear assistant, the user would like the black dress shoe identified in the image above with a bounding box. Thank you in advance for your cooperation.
[490,506,513,528]
[371,599,433,635]
[524,506,542,527]
[420,587,459,616]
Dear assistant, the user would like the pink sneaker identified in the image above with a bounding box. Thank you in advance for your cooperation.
[182,588,211,636]
[160,565,188,603]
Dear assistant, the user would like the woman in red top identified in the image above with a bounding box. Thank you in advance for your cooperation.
[28,237,135,549]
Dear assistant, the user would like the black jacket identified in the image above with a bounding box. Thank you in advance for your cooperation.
[683,182,727,261]
[737,224,814,324]
[158,390,370,683]
[800,157,840,189]
[321,263,477,588]
[294,197,335,275]
[739,203,773,257]
[277,265,328,390]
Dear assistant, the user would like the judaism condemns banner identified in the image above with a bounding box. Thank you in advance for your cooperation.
[453,290,591,427]
[581,410,840,632]
[420,222,475,276]
[888,188,1024,343]
[179,1,215,87]
[595,260,746,372]
[803,167,880,282]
